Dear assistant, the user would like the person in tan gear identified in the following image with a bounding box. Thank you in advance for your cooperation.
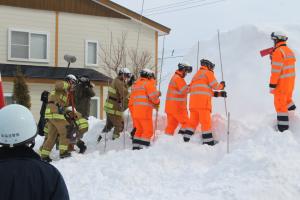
[40,74,77,162]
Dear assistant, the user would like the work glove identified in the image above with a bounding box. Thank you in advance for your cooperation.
[127,75,136,87]
[269,84,276,94]
[220,81,226,89]
[219,91,227,98]
[213,91,227,98]
[158,91,162,97]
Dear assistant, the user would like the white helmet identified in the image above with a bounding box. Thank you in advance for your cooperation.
[118,67,131,77]
[65,74,78,84]
[0,104,37,146]
[271,32,288,41]
[140,68,155,79]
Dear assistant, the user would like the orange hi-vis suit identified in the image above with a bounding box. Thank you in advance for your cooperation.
[184,65,224,145]
[130,77,160,148]
[270,41,296,132]
[165,70,190,135]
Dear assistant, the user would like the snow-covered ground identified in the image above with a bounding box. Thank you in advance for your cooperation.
[34,25,300,199]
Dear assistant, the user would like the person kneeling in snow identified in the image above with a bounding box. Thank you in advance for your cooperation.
[0,104,69,200]
[184,59,226,145]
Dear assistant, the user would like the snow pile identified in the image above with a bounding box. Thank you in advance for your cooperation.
[33,24,300,200]
[184,24,300,120]
[33,112,300,200]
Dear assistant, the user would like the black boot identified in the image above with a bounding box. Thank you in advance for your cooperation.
[97,135,102,142]
[76,140,87,154]
[183,130,194,142]
[60,151,71,159]
[130,127,136,139]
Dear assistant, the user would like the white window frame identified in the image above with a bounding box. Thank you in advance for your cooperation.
[8,28,50,63]
[4,93,13,105]
[85,40,99,67]
[90,96,100,118]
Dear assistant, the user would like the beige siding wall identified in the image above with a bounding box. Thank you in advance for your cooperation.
[59,12,156,76]
[3,81,102,121]
[0,5,55,66]
[0,6,156,75]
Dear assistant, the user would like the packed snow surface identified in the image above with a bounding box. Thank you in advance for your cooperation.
[34,25,300,199]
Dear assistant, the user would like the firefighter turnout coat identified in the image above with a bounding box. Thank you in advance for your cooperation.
[103,77,129,139]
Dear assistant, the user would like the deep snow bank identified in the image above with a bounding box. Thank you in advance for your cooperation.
[32,112,300,200]
[183,25,300,121]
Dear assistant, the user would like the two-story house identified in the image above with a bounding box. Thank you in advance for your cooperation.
[0,0,170,120]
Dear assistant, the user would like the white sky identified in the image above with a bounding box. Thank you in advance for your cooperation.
[113,0,300,58]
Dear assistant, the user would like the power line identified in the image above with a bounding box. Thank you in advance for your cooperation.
[146,0,226,16]
[143,0,206,13]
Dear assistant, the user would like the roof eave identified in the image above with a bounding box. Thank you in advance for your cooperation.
[92,0,171,35]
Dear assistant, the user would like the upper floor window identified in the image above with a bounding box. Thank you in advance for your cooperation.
[85,40,98,67]
[8,29,49,63]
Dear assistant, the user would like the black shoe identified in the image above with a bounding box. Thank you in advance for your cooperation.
[60,152,71,159]
[132,146,142,150]
[41,156,52,163]
[76,140,87,154]
[183,137,190,142]
[97,135,102,143]
[203,141,215,146]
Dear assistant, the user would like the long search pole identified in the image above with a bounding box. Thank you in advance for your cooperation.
[217,30,230,153]
[154,35,166,141]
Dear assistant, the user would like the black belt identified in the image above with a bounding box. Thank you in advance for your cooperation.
[48,101,55,104]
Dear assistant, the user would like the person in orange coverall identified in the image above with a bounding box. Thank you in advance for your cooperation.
[184,59,226,145]
[130,68,160,150]
[269,32,296,132]
[165,63,192,136]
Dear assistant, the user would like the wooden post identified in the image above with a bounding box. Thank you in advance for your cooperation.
[100,85,104,120]
[55,11,59,67]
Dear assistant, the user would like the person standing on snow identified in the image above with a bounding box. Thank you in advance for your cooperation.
[269,32,296,132]
[74,75,95,119]
[184,59,226,145]
[0,104,69,200]
[165,63,192,136]
[40,74,78,162]
[131,68,160,150]
[101,68,132,140]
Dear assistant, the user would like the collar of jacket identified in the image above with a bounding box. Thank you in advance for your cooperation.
[275,41,287,48]
[175,70,184,78]
[200,65,211,71]
[0,146,41,161]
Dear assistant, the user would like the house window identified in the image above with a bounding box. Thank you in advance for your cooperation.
[89,97,100,118]
[8,29,49,62]
[85,40,98,66]
[4,93,14,105]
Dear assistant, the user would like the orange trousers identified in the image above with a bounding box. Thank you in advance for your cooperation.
[188,109,211,132]
[274,92,294,113]
[134,118,153,142]
[165,111,189,135]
